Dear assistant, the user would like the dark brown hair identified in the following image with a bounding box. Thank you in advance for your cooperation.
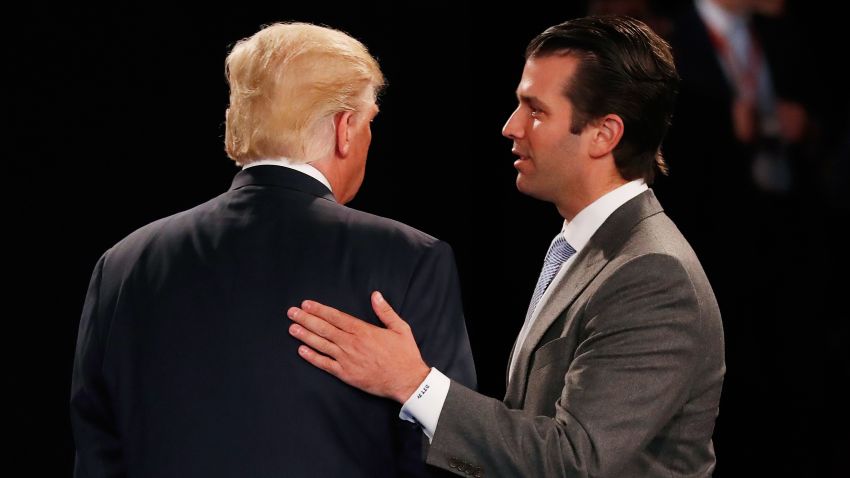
[526,16,679,184]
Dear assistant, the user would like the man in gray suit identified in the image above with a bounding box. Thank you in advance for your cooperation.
[286,16,725,477]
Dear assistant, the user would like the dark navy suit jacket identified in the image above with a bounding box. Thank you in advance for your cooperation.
[71,165,476,477]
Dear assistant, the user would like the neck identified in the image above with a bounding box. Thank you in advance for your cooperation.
[556,173,627,221]
[312,159,339,202]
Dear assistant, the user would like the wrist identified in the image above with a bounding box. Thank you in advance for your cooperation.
[395,362,431,404]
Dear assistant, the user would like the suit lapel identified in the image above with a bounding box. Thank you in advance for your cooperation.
[504,245,608,407]
[504,190,664,408]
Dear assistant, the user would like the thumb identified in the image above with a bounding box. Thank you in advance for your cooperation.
[371,291,407,332]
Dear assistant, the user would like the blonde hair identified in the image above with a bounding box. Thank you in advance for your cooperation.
[224,22,385,165]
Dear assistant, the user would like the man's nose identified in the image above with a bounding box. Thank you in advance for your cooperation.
[502,109,523,140]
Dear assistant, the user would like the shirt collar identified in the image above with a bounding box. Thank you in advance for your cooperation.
[561,179,648,253]
[243,158,333,193]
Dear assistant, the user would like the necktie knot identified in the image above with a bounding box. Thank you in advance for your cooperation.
[543,235,576,270]
[531,235,576,313]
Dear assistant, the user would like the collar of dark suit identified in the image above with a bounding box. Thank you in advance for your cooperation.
[228,165,337,202]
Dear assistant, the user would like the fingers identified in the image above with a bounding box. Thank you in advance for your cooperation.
[300,300,362,333]
[289,322,343,359]
[297,345,343,377]
[371,291,409,333]
[287,307,347,344]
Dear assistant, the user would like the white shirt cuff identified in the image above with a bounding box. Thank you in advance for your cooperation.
[398,367,451,443]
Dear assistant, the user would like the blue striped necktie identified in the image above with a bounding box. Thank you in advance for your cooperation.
[510,234,577,378]
[526,234,576,320]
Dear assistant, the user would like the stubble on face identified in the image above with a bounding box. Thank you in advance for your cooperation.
[507,55,586,207]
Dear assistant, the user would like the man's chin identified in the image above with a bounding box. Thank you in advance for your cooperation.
[515,175,538,198]
[516,176,555,204]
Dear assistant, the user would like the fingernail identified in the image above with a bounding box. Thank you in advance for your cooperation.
[287,307,297,319]
[302,300,313,311]
[299,346,309,356]
[374,291,384,303]
[289,324,300,335]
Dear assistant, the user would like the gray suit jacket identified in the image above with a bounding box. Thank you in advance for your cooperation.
[427,190,724,477]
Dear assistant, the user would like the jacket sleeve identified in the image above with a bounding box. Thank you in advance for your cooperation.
[70,253,125,478]
[401,240,476,389]
[396,240,478,477]
[426,253,703,478]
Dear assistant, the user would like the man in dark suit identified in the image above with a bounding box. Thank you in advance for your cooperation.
[70,22,475,477]
[662,0,811,261]
[288,16,725,477]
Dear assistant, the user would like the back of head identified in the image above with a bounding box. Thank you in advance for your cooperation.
[526,15,679,184]
[225,23,385,165]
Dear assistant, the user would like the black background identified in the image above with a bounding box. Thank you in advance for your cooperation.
[8,2,847,476]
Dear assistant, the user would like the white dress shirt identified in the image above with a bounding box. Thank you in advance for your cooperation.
[243,157,333,194]
[400,179,648,442]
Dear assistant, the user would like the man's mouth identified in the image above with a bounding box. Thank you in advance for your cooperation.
[511,149,530,161]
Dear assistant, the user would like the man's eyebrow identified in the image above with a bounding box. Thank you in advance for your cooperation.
[517,93,550,110]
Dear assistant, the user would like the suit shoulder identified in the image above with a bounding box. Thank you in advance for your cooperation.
[592,210,716,308]
[618,212,700,264]
[103,197,220,264]
[593,225,720,329]
[605,252,691,283]
[333,204,448,253]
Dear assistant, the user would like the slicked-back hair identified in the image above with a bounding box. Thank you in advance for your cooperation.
[526,16,679,184]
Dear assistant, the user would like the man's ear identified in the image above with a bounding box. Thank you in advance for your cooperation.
[588,113,624,159]
[335,111,355,157]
